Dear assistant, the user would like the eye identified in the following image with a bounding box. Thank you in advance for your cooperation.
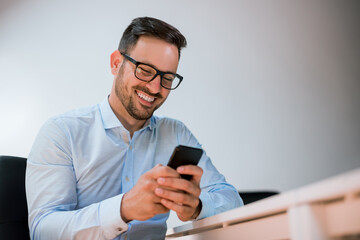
[137,65,155,77]
[163,74,175,82]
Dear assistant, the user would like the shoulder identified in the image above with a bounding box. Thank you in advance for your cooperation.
[152,116,198,145]
[52,104,99,122]
[42,104,100,136]
[153,115,187,130]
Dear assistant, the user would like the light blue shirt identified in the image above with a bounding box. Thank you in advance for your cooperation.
[26,97,243,240]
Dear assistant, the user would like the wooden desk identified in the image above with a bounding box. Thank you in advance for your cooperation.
[166,168,360,240]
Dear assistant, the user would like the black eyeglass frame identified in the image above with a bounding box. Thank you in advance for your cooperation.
[120,52,183,90]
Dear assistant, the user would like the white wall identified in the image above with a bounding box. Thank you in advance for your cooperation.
[1,0,359,228]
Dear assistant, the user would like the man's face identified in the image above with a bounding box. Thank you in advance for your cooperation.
[113,36,179,121]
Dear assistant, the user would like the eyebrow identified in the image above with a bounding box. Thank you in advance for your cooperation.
[130,54,176,74]
[122,52,178,75]
[141,61,177,75]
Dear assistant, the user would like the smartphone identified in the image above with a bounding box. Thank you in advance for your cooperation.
[167,145,203,180]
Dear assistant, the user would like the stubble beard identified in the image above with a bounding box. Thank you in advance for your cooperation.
[114,64,165,121]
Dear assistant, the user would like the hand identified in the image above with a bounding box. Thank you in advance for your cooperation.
[155,165,203,221]
[120,164,180,222]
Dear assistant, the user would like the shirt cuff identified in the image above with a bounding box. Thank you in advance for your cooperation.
[195,192,214,220]
[99,194,129,239]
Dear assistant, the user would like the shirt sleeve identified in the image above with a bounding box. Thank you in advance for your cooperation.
[26,119,128,240]
[175,121,244,219]
[196,153,244,219]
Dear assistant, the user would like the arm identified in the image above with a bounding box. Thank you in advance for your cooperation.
[196,155,243,219]
[26,119,127,240]
[154,157,243,221]
[167,121,243,220]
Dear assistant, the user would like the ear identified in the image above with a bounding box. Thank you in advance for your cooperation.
[110,50,123,75]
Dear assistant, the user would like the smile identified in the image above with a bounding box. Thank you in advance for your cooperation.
[136,91,155,103]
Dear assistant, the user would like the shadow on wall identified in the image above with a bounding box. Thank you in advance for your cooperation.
[0,0,25,15]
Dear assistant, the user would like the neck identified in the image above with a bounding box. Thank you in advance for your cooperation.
[108,94,146,137]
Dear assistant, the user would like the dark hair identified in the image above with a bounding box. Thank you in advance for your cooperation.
[118,17,187,59]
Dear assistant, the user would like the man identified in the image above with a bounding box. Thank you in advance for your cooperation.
[26,17,243,240]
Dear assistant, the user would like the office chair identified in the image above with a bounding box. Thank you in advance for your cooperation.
[0,156,30,239]
[239,190,279,205]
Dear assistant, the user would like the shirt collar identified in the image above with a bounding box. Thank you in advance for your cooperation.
[99,96,156,131]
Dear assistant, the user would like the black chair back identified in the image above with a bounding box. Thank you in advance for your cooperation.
[0,156,30,239]
[239,191,279,205]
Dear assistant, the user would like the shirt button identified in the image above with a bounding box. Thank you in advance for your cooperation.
[129,145,132,150]
[125,176,130,182]
[124,235,128,240]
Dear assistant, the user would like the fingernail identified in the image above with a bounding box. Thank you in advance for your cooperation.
[178,167,184,172]
[158,178,165,183]
[155,188,163,194]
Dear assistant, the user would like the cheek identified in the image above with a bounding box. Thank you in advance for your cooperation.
[117,70,136,90]
[161,89,171,99]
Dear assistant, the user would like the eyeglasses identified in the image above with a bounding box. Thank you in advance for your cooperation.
[120,52,183,90]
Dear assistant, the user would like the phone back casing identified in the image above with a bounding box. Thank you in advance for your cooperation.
[167,145,203,180]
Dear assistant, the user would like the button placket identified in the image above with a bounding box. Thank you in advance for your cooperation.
[118,127,133,192]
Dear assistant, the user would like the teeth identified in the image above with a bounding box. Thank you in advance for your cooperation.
[137,91,155,102]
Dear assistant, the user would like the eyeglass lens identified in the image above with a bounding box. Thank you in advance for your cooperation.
[135,64,180,89]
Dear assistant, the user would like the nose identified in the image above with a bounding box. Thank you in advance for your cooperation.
[146,74,162,94]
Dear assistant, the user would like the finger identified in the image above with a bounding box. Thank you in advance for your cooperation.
[159,184,182,192]
[160,198,194,221]
[157,177,201,197]
[154,202,170,214]
[154,187,198,208]
[151,193,165,204]
[177,165,203,182]
[148,165,180,179]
